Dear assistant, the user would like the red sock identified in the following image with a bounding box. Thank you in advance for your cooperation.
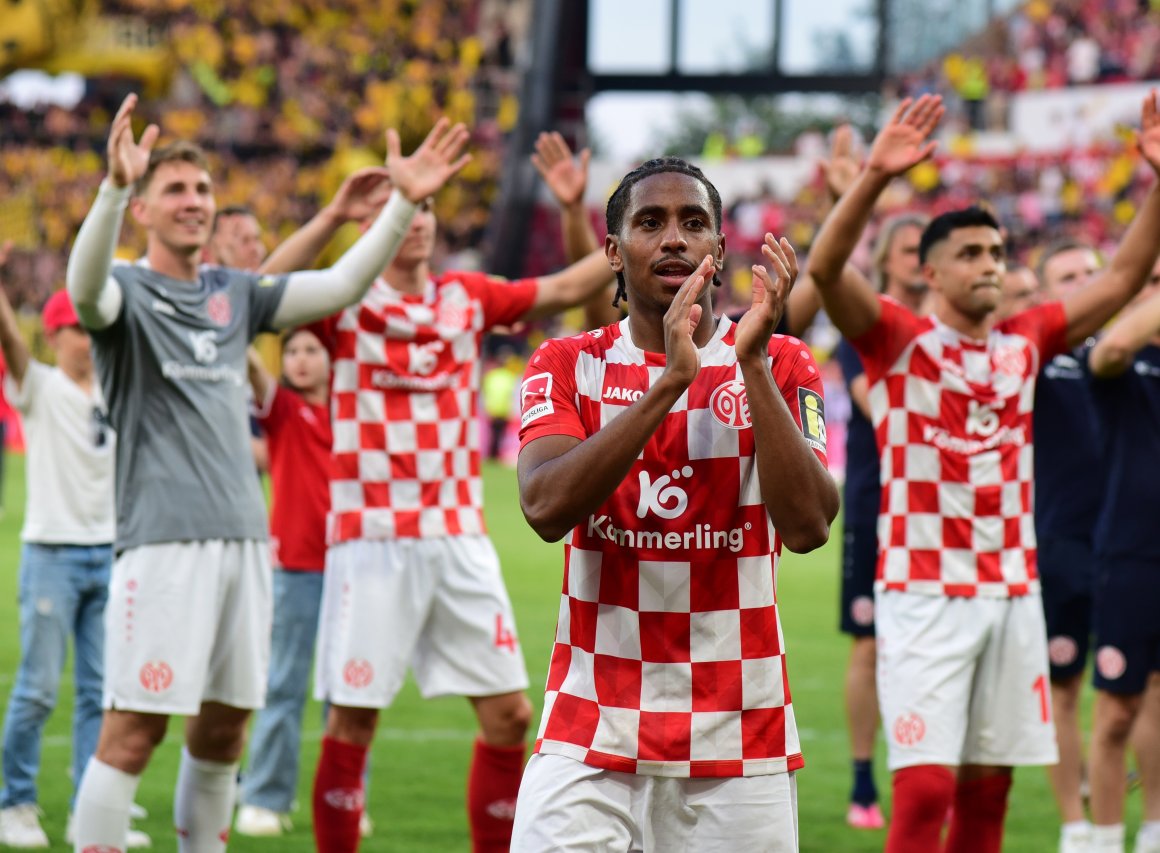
[312,736,369,853]
[885,765,956,853]
[467,738,526,853]
[943,773,1012,853]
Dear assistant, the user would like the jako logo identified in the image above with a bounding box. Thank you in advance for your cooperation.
[603,386,643,403]
[636,467,693,519]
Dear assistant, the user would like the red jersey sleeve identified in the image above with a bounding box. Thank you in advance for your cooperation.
[518,337,587,448]
[455,271,539,331]
[256,384,298,439]
[996,300,1069,364]
[850,295,925,385]
[769,337,829,466]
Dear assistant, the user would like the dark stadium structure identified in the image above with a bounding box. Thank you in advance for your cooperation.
[488,0,1027,277]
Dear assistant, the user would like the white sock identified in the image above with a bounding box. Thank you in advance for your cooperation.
[1062,819,1092,837]
[174,748,239,853]
[1091,823,1126,852]
[72,758,141,853]
[1138,821,1160,850]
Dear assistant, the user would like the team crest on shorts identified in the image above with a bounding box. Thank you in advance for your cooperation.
[139,661,174,693]
[1048,636,1079,667]
[893,712,926,746]
[206,292,231,327]
[1096,646,1127,680]
[710,379,751,429]
[850,596,875,626]
[343,658,374,689]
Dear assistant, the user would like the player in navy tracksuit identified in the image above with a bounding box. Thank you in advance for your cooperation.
[1085,262,1160,853]
[1029,241,1106,853]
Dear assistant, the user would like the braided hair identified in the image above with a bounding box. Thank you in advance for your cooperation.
[604,157,724,307]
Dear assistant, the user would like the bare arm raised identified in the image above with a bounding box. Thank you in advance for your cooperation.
[1061,90,1160,348]
[806,95,944,340]
[532,131,618,327]
[1089,279,1160,377]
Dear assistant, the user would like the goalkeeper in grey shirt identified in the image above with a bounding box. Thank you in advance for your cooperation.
[65,93,470,853]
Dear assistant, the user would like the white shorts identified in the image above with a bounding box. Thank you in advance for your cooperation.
[876,591,1059,771]
[315,536,529,708]
[104,540,272,715]
[511,753,798,852]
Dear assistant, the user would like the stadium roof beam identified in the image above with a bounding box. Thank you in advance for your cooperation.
[586,72,883,95]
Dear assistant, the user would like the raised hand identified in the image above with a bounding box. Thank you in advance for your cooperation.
[106,94,160,189]
[1138,89,1160,178]
[819,124,861,201]
[325,167,394,224]
[866,95,944,179]
[531,131,590,209]
[662,255,714,388]
[386,118,472,204]
[735,235,798,362]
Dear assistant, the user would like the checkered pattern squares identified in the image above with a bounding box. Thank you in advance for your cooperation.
[327,273,536,542]
[859,298,1068,598]
[524,319,822,777]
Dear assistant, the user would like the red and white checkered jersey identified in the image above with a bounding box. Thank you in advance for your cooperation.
[518,317,829,778]
[853,296,1068,598]
[326,271,537,542]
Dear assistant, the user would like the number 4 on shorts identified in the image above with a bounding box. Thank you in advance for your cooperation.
[494,614,518,652]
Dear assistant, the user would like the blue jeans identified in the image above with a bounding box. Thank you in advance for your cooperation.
[241,569,324,813]
[1,543,111,808]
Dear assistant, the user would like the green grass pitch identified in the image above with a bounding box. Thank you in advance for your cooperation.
[0,456,1133,850]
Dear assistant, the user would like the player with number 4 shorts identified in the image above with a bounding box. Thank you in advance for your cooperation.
[253,148,618,850]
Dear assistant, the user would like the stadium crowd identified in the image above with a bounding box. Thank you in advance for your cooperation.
[899,0,1160,130]
[0,0,525,312]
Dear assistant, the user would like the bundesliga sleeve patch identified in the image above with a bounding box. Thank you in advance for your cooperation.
[520,372,555,428]
[797,387,827,452]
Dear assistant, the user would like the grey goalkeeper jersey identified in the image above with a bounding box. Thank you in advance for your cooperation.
[91,263,288,551]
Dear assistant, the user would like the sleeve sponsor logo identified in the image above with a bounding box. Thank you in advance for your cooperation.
[798,387,827,452]
[520,372,554,428]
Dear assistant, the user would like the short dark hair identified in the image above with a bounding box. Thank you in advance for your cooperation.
[1035,238,1093,284]
[212,205,256,236]
[918,206,1002,264]
[135,140,211,196]
[604,157,723,306]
